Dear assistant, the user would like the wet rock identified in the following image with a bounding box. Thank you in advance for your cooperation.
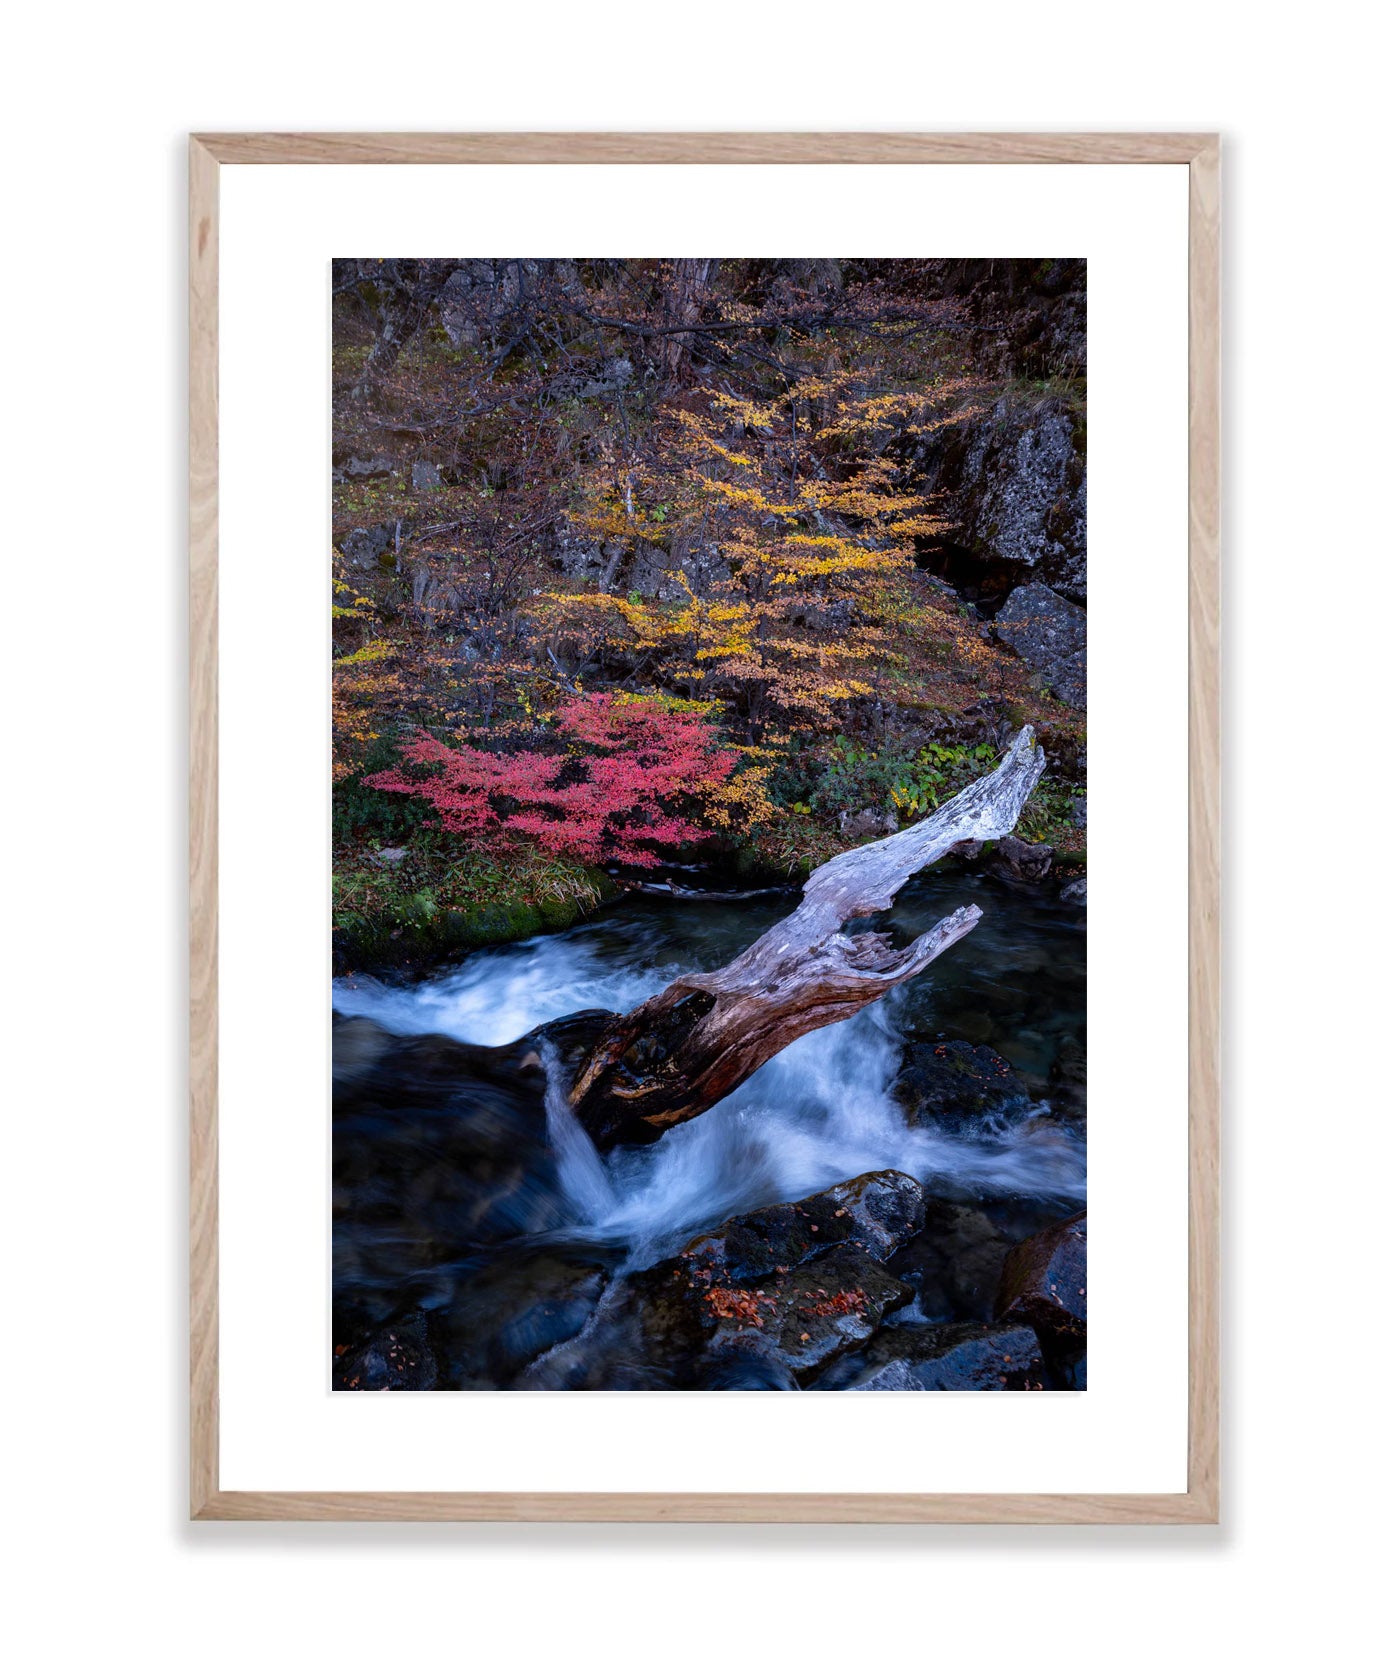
[513,1276,671,1390]
[695,1249,911,1379]
[994,582,1086,708]
[1053,1346,1088,1391]
[997,1212,1087,1344]
[1060,875,1087,906]
[519,1172,922,1389]
[331,1012,394,1091]
[333,1016,576,1339]
[434,1245,611,1388]
[333,1311,439,1391]
[894,1040,1030,1131]
[1048,1040,1087,1122]
[682,1170,926,1279]
[829,1171,929,1260]
[813,1322,1046,1391]
[986,834,1055,884]
[892,1198,1017,1322]
[696,1336,801,1390]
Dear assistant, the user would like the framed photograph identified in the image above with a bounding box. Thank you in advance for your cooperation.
[190,132,1219,1521]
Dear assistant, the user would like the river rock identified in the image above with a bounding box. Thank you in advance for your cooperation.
[986,834,1055,884]
[682,1170,926,1279]
[1048,1039,1087,1121]
[333,1015,576,1344]
[690,1249,913,1379]
[332,1012,394,1090]
[995,582,1087,707]
[891,1198,1017,1322]
[696,1336,801,1390]
[434,1245,611,1388]
[894,1040,1030,1131]
[813,1322,1046,1391]
[997,1212,1087,1341]
[1060,875,1087,906]
[333,1311,439,1391]
[517,1172,922,1389]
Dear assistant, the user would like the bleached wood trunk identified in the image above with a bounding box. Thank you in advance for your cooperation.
[568,726,1046,1147]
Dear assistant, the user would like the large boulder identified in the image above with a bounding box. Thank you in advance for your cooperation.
[813,1322,1046,1391]
[994,582,1087,708]
[910,400,1086,604]
[894,1040,1030,1131]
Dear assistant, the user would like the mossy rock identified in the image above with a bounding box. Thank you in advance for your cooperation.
[333,870,621,973]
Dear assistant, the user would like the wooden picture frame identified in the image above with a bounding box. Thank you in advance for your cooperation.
[190,131,1220,1523]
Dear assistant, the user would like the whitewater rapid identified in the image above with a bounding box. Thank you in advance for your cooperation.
[333,911,1086,1261]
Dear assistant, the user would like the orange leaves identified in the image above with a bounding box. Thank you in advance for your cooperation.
[799,1287,870,1320]
[702,1287,769,1329]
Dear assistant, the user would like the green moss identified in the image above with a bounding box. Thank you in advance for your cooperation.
[332,838,620,973]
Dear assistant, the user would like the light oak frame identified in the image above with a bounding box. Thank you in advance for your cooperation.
[190,131,1220,1523]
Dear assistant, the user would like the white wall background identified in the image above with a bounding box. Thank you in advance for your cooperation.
[5,4,1393,1675]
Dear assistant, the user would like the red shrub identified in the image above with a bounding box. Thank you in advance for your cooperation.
[363,694,740,867]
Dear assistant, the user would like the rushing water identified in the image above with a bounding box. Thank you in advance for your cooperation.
[333,867,1086,1266]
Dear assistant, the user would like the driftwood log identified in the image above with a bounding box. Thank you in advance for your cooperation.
[567,726,1045,1148]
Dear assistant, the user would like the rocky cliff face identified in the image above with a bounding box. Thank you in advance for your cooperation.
[897,259,1087,613]
[911,398,1086,605]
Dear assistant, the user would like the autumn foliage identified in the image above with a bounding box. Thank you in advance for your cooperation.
[363,693,741,866]
[332,259,1087,901]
